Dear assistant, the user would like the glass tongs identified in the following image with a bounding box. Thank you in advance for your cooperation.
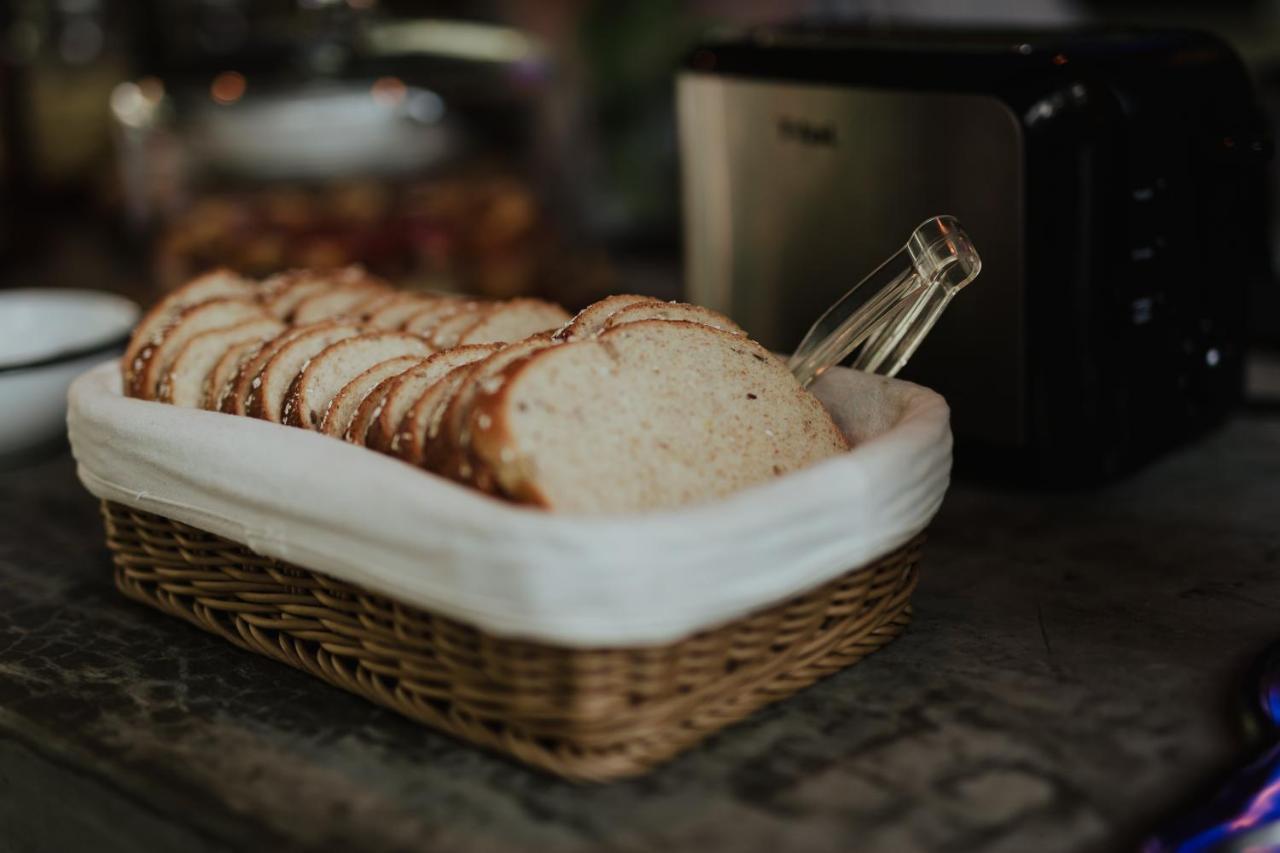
[788,215,982,387]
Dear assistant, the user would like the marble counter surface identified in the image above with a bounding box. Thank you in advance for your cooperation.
[1,412,1278,853]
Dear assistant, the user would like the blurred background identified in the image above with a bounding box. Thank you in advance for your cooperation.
[1,0,1277,313]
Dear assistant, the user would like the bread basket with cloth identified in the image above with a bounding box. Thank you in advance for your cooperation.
[69,216,980,780]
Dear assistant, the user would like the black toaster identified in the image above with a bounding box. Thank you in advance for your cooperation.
[678,26,1272,484]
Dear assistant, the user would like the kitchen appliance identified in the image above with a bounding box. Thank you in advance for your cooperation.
[679,26,1272,484]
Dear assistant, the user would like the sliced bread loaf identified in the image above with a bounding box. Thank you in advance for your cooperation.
[554,293,660,341]
[468,320,849,513]
[127,299,269,400]
[246,322,363,422]
[456,299,572,346]
[318,355,423,437]
[160,317,286,407]
[283,332,434,429]
[602,301,743,335]
[123,269,256,391]
[367,344,501,453]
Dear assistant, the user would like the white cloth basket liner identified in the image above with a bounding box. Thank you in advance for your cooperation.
[68,361,951,647]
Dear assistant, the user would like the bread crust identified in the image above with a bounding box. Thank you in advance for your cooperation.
[122,269,256,391]
[319,355,423,437]
[554,294,660,341]
[160,317,285,407]
[365,344,502,453]
[126,299,267,400]
[281,332,433,429]
[246,321,363,421]
[601,301,743,335]
[368,343,501,455]
[426,333,559,483]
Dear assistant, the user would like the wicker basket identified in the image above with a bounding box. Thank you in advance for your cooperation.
[101,500,922,781]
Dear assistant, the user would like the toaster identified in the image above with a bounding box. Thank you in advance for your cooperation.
[678,26,1272,485]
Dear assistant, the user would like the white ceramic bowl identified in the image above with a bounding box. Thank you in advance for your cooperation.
[0,288,139,462]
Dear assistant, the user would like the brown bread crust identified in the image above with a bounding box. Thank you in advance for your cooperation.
[122,269,256,391]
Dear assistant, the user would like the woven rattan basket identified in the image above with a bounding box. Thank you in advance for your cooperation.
[101,500,922,781]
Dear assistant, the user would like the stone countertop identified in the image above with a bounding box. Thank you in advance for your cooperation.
[1,414,1278,853]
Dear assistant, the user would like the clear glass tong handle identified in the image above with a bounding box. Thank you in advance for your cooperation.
[787,215,982,387]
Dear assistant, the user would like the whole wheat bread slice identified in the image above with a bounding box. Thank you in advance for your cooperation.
[456,299,572,346]
[283,332,433,429]
[367,344,501,453]
[467,320,849,513]
[318,355,423,438]
[127,299,269,400]
[344,373,403,446]
[554,294,660,341]
[160,317,286,407]
[221,325,318,415]
[602,301,743,335]
[206,338,269,411]
[122,269,256,391]
[391,364,483,466]
[425,333,560,480]
[246,322,363,422]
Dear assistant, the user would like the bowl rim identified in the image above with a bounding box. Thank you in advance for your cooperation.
[0,289,138,375]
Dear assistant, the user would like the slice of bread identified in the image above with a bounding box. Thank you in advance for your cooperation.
[247,322,363,422]
[318,355,423,438]
[601,301,743,335]
[127,299,269,400]
[425,333,559,480]
[206,338,269,411]
[283,332,434,429]
[291,279,388,325]
[402,300,481,337]
[554,293,660,341]
[456,299,572,346]
[344,372,404,446]
[220,324,317,415]
[391,364,481,466]
[260,270,339,319]
[123,269,256,391]
[468,320,849,513]
[364,294,452,329]
[160,317,286,407]
[367,344,502,453]
[428,304,493,349]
